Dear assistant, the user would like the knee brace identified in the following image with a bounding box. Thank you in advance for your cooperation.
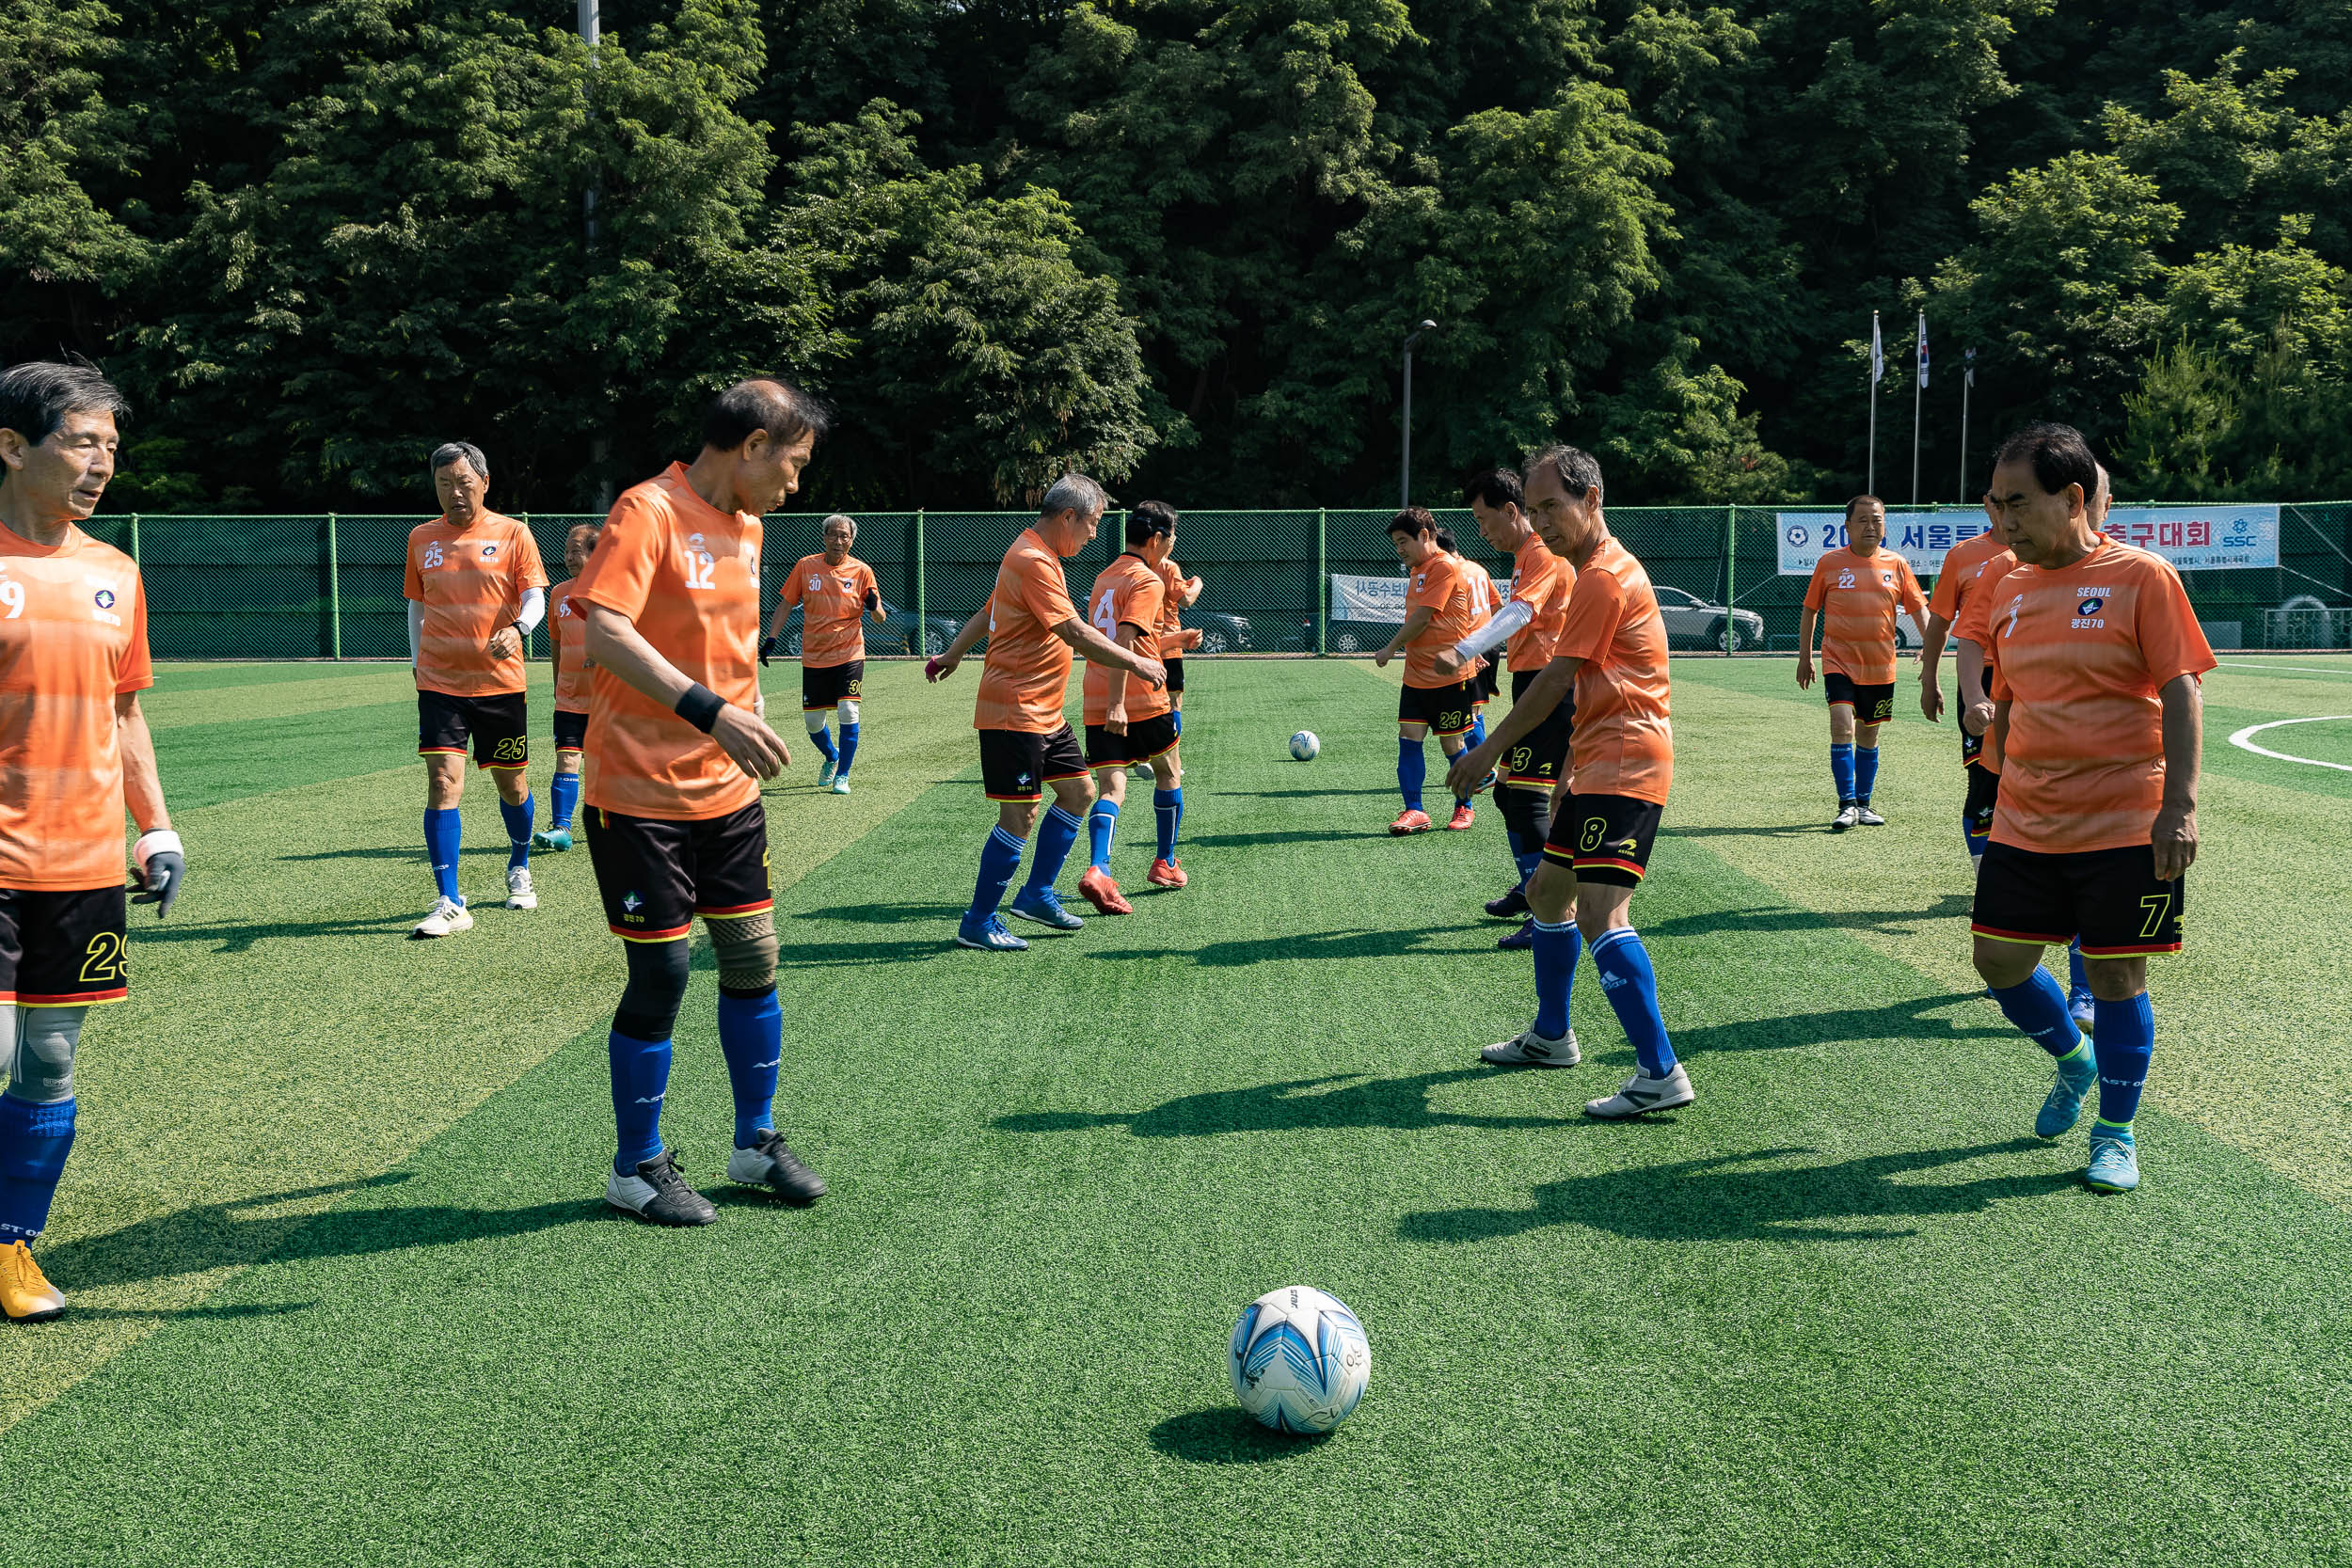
[613,941,691,1042]
[835,698,860,727]
[0,1006,81,1103]
[803,708,832,736]
[706,909,778,997]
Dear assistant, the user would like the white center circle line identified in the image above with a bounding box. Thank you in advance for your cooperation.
[2227,715,2352,773]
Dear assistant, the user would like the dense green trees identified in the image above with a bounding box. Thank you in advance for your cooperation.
[7,0,2352,510]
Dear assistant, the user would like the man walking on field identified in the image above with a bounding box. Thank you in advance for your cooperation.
[0,361,186,1320]
[1798,495,1927,832]
[1375,507,1486,835]
[1075,501,1184,913]
[1958,425,2209,1194]
[535,522,600,851]
[763,513,885,796]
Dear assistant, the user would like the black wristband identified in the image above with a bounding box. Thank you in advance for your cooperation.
[674,682,726,734]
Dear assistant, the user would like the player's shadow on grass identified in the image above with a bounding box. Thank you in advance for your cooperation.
[135,913,421,953]
[997,1069,1581,1138]
[1662,823,1824,840]
[1089,925,1467,967]
[1401,1139,2074,1245]
[1670,991,2008,1055]
[788,902,967,927]
[1182,829,1370,847]
[1149,1407,1327,1465]
[1644,894,1972,940]
[39,1172,598,1291]
[1212,786,1397,799]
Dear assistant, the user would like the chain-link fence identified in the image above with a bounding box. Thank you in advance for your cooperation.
[82,502,2352,658]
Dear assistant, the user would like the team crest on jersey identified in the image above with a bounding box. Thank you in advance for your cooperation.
[1016,771,1034,788]
[621,891,644,918]
[1413,573,1426,592]
[2077,595,2105,615]
[482,544,499,558]
[93,588,115,609]
[2072,591,2109,630]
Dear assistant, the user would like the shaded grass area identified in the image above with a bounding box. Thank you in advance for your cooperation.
[14,660,2350,1566]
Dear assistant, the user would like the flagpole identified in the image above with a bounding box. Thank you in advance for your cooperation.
[1911,311,1925,506]
[1958,348,1974,501]
[1867,310,1880,494]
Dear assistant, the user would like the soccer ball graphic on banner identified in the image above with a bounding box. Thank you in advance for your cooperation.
[1289,730,1320,762]
[1230,1285,1370,1433]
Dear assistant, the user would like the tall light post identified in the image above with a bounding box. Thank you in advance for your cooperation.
[1401,319,1435,508]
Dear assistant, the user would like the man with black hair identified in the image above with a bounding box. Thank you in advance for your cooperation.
[1076,500,1185,913]
[0,360,184,1319]
[1958,422,2212,1194]
[1374,508,1486,834]
[571,375,831,1225]
[1797,495,1926,832]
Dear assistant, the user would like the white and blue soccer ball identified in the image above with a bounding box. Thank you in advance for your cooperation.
[1289,730,1320,762]
[1230,1285,1370,1433]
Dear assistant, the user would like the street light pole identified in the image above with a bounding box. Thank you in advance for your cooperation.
[1401,319,1435,508]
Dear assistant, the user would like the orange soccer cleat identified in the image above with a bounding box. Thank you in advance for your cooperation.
[0,1241,63,1323]
[1148,857,1188,889]
[1389,809,1434,836]
[1447,803,1477,831]
[1077,864,1135,914]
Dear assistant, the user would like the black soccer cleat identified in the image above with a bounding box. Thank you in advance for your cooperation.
[728,1131,827,1205]
[605,1149,719,1227]
[1485,885,1530,919]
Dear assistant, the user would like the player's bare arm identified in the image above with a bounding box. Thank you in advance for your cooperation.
[1795,605,1818,689]
[1104,623,1142,734]
[1955,638,1992,736]
[1446,655,1579,799]
[928,602,990,680]
[582,601,790,779]
[1990,697,2010,771]
[2152,673,2202,881]
[1374,606,1434,669]
[1918,610,1952,721]
[1054,616,1165,690]
[118,690,183,916]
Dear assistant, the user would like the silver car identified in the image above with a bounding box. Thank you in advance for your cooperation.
[1653,586,1768,651]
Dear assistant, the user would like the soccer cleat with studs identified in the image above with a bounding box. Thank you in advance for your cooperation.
[1830,804,1861,832]
[605,1149,718,1227]
[2085,1128,2140,1193]
[532,826,575,851]
[505,867,537,911]
[1007,887,1085,931]
[1446,803,1477,832]
[411,895,473,939]
[2035,1046,2099,1138]
[1077,866,1134,914]
[1389,808,1433,836]
[1481,1026,1581,1068]
[829,775,852,796]
[1147,857,1187,889]
[1854,803,1886,826]
[955,915,1028,952]
[1486,885,1530,919]
[728,1131,826,1204]
[1584,1063,1696,1118]
[0,1241,64,1322]
[1496,918,1535,951]
[816,757,837,787]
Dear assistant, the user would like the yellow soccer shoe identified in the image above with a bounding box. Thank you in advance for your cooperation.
[1,1241,63,1323]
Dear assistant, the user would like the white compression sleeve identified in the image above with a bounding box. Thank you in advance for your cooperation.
[407,600,422,663]
[513,587,546,636]
[1454,597,1532,662]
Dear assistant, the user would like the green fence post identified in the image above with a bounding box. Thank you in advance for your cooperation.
[914,509,927,629]
[129,513,141,566]
[1316,507,1327,656]
[326,512,342,659]
[518,513,532,658]
[1724,504,1736,655]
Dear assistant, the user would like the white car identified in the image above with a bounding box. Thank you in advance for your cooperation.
[1651,586,1769,652]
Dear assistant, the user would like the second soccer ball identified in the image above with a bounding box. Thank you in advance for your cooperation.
[1289,730,1320,761]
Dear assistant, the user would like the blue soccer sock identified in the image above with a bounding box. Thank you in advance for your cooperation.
[968,827,1026,921]
[1446,743,1473,808]
[2091,993,2153,1130]
[1591,927,1677,1078]
[1397,738,1425,813]
[1089,799,1120,870]
[1963,813,1988,862]
[550,770,580,831]
[1990,967,2081,1057]
[1153,787,1183,862]
[1171,708,1184,737]
[717,989,783,1148]
[808,721,837,764]
[423,806,463,903]
[1531,920,1582,1039]
[836,721,861,778]
[0,1094,75,1243]
[1024,804,1084,893]
[1829,743,1856,805]
[608,1030,672,1175]
[2067,939,2090,1001]
[1470,712,1487,748]
[501,792,534,870]
[1505,829,1543,885]
[1854,746,1881,803]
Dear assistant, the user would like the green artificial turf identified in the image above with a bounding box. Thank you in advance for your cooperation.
[12,657,2351,1567]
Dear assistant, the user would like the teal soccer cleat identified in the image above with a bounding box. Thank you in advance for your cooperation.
[2035,1044,2098,1138]
[955,914,1028,952]
[532,826,574,851]
[2086,1127,2140,1193]
[817,757,837,787]
[830,775,851,795]
[1007,887,1085,932]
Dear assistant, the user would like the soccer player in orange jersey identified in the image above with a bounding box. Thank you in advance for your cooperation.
[532,523,600,852]
[763,513,885,796]
[1449,445,1689,1114]
[1373,508,1486,834]
[1436,467,1575,949]
[1919,508,2015,864]
[1075,502,1183,913]
[1961,425,2211,1194]
[0,361,184,1321]
[925,475,1166,952]
[405,441,549,936]
[1154,549,1203,764]
[1798,495,1927,831]
[571,378,828,1226]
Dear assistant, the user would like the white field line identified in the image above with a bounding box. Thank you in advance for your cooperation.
[2227,715,2352,773]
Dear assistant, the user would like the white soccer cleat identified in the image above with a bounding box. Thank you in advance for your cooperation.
[1831,805,1861,832]
[1480,1026,1581,1067]
[505,867,537,911]
[1854,805,1886,827]
[1584,1062,1695,1118]
[412,896,474,939]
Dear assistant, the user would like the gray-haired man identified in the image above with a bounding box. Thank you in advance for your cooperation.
[405,441,548,937]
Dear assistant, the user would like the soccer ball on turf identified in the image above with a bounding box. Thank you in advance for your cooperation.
[1230,1285,1370,1433]
[1289,730,1320,762]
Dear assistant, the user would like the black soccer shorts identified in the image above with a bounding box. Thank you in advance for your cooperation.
[1086,714,1178,769]
[1822,673,1895,724]
[0,885,130,1006]
[552,707,588,753]
[1398,677,1480,737]
[1541,792,1665,887]
[585,801,772,943]
[1502,668,1574,789]
[1972,840,2185,958]
[979,724,1090,802]
[1164,656,1185,696]
[1963,761,1999,840]
[1473,661,1501,705]
[419,689,529,770]
[802,659,865,712]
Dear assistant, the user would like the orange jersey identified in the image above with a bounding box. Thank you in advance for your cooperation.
[1157,558,1188,644]
[975,528,1081,733]
[404,510,548,697]
[1403,551,1483,689]
[1555,535,1673,805]
[1931,529,2017,771]
[548,576,593,714]
[0,522,152,890]
[1082,553,1170,724]
[1803,546,1926,685]
[779,552,878,669]
[1978,540,2216,854]
[571,464,764,821]
[1504,537,1575,671]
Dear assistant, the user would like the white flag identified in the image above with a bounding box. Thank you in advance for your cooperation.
[1870,312,1883,384]
[1915,310,1929,389]
[1964,346,1976,388]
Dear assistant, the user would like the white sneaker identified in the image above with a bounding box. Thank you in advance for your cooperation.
[505,867,537,911]
[412,895,473,939]
[1831,804,1860,832]
[1854,804,1886,826]
[1584,1062,1695,1118]
[1480,1026,1581,1067]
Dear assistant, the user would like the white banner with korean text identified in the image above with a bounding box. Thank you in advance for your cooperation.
[1775,505,2280,576]
[1328,569,1513,622]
